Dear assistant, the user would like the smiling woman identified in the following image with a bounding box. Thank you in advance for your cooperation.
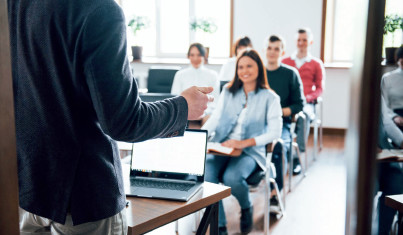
[202,49,282,234]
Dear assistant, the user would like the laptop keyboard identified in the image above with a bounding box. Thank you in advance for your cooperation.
[131,178,195,191]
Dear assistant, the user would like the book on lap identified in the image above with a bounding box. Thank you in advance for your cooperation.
[207,142,242,156]
[377,149,403,162]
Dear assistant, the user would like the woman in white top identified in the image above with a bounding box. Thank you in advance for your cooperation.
[171,43,220,118]
[218,36,253,82]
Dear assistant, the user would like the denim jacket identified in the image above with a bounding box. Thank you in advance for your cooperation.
[203,85,282,169]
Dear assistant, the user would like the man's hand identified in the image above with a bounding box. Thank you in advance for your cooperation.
[393,116,403,127]
[181,86,214,120]
[282,107,291,117]
[221,139,256,149]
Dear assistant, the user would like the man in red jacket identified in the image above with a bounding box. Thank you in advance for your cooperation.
[282,28,325,174]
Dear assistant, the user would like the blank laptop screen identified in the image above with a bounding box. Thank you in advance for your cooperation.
[131,130,207,176]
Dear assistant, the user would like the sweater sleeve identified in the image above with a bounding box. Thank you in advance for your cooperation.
[288,69,306,114]
[381,74,398,119]
[80,3,188,142]
[381,97,403,147]
[254,94,283,146]
[306,60,325,103]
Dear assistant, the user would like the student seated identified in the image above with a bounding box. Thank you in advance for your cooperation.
[265,35,305,206]
[202,49,282,235]
[218,36,253,82]
[282,28,325,174]
[381,46,403,131]
[377,97,403,235]
[171,43,220,123]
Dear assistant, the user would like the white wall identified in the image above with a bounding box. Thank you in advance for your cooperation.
[233,0,323,60]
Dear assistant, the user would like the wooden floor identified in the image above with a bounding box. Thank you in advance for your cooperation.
[225,134,346,235]
[145,133,346,235]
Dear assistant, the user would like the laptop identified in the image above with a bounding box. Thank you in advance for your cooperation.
[126,129,207,201]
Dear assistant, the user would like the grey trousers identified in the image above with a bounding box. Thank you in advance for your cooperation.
[19,208,127,235]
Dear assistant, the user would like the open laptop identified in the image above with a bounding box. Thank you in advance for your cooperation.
[126,129,207,201]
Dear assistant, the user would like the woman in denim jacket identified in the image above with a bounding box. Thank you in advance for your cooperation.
[202,49,282,234]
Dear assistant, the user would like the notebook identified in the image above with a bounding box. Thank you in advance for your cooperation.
[126,129,207,201]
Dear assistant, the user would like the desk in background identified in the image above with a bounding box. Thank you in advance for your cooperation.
[385,194,403,235]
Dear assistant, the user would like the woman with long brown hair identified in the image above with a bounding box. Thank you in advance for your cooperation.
[202,49,282,234]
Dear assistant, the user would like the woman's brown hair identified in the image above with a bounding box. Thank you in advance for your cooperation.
[227,49,270,94]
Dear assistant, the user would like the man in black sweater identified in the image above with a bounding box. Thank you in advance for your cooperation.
[265,35,305,197]
[8,0,212,234]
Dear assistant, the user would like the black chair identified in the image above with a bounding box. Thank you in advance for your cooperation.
[220,81,228,92]
[147,66,181,93]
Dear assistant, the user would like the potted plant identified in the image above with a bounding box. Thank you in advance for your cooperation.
[190,18,218,63]
[128,15,149,61]
[383,14,403,64]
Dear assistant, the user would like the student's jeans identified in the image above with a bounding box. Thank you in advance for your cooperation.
[377,162,403,235]
[271,124,291,191]
[19,208,127,235]
[205,154,257,227]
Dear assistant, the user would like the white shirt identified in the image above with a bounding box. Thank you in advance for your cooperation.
[228,107,248,140]
[171,65,220,115]
[218,57,237,81]
[291,52,313,69]
[381,68,403,118]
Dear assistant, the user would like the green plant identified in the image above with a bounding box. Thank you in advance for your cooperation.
[190,18,217,34]
[383,14,403,47]
[128,15,149,37]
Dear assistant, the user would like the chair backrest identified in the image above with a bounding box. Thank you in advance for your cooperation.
[147,66,181,93]
[139,93,175,102]
[220,81,228,92]
[245,140,283,187]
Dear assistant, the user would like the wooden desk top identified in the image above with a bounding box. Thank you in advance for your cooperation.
[121,164,230,235]
[126,182,230,234]
[385,194,403,212]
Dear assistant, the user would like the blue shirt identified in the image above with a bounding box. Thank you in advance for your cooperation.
[203,86,282,169]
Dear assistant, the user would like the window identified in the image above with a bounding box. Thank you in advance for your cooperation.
[120,0,231,59]
[324,0,403,63]
[383,0,403,55]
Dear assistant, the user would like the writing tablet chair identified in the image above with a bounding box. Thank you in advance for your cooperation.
[147,66,181,93]
[312,97,323,161]
[245,139,286,234]
[289,112,307,192]
[175,140,286,235]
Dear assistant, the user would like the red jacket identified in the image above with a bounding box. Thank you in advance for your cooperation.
[282,56,325,103]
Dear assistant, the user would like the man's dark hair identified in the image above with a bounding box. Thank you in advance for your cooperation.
[228,49,270,94]
[268,35,285,50]
[297,28,313,41]
[396,46,403,61]
[234,36,253,56]
[187,43,206,57]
